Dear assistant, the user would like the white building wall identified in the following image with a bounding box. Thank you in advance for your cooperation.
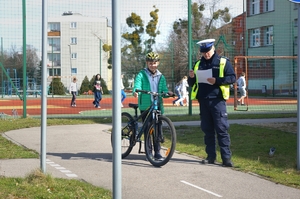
[48,13,112,92]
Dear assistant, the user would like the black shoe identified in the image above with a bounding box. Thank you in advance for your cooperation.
[154,153,164,161]
[201,157,215,164]
[237,100,240,105]
[222,158,234,167]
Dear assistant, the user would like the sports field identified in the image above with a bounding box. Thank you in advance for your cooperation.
[0,95,297,118]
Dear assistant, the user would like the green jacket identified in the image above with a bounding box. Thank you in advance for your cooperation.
[133,69,169,114]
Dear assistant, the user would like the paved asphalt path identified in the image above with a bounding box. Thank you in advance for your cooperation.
[1,118,300,199]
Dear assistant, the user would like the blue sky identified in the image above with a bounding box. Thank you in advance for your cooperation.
[0,0,243,55]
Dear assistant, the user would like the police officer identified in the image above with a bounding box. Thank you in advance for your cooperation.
[188,39,236,167]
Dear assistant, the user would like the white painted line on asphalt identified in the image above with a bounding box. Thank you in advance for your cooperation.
[49,164,60,167]
[60,170,71,173]
[66,173,78,177]
[46,159,78,178]
[55,167,66,170]
[181,180,222,198]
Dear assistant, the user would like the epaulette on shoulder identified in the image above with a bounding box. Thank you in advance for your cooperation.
[221,56,230,61]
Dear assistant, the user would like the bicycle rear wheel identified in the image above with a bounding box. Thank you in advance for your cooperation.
[111,112,135,158]
[144,115,176,167]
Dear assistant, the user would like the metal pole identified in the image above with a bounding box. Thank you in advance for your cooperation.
[52,38,54,98]
[1,37,3,98]
[100,39,102,74]
[188,0,192,115]
[22,0,27,118]
[297,3,300,170]
[41,0,48,173]
[68,44,72,71]
[112,0,122,198]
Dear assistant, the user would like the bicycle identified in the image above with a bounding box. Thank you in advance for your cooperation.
[112,89,177,167]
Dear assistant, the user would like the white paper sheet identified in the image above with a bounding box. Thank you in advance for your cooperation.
[196,69,212,84]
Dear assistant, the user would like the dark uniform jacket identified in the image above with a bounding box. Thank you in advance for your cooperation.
[188,52,236,100]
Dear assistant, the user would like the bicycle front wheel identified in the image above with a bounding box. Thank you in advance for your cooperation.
[144,115,176,167]
[111,112,135,159]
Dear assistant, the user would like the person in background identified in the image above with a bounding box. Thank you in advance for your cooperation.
[93,74,103,108]
[69,77,77,107]
[121,74,126,107]
[173,80,183,106]
[176,76,189,106]
[188,38,236,167]
[237,72,246,105]
[133,52,174,161]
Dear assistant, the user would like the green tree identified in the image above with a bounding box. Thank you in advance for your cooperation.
[205,1,231,34]
[121,6,160,77]
[102,44,112,69]
[49,78,65,95]
[144,6,160,53]
[80,76,90,94]
[169,1,232,83]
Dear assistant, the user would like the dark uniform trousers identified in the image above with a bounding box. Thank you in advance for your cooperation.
[199,98,231,160]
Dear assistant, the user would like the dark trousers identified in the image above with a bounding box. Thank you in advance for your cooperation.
[71,91,76,105]
[199,98,231,160]
[93,91,102,107]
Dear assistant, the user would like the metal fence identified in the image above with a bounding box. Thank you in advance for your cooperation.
[0,0,297,118]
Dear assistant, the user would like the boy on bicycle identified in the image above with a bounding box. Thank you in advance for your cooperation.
[133,52,173,160]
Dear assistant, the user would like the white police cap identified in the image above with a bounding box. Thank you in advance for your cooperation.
[197,39,215,53]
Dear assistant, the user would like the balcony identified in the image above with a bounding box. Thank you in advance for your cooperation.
[48,31,60,36]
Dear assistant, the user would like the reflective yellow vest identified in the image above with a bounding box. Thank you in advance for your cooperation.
[191,57,230,100]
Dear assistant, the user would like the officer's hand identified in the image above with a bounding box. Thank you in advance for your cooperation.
[134,92,138,98]
[189,69,195,78]
[207,77,216,85]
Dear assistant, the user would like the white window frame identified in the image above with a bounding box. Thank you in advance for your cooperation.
[265,26,273,45]
[49,23,60,31]
[264,0,274,12]
[70,22,77,28]
[70,37,77,44]
[71,68,77,74]
[251,0,260,15]
[71,53,77,59]
[251,28,260,47]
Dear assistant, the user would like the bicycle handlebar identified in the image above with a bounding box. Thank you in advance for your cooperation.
[135,89,175,97]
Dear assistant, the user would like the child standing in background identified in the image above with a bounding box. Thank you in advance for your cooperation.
[69,77,77,107]
[93,74,103,108]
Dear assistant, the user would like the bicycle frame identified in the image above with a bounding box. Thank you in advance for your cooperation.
[134,101,161,140]
[118,89,177,167]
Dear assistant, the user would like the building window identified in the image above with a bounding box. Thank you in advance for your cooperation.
[250,28,260,47]
[70,22,77,28]
[70,37,77,44]
[264,0,274,12]
[251,0,260,15]
[295,36,298,46]
[49,23,60,31]
[71,53,77,59]
[71,68,77,74]
[49,68,61,76]
[295,19,298,27]
[48,53,61,66]
[265,26,273,45]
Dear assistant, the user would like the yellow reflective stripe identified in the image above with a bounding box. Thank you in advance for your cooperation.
[191,61,200,100]
[219,57,230,100]
[192,57,230,100]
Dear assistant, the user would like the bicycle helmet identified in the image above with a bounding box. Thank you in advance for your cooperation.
[146,52,160,61]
